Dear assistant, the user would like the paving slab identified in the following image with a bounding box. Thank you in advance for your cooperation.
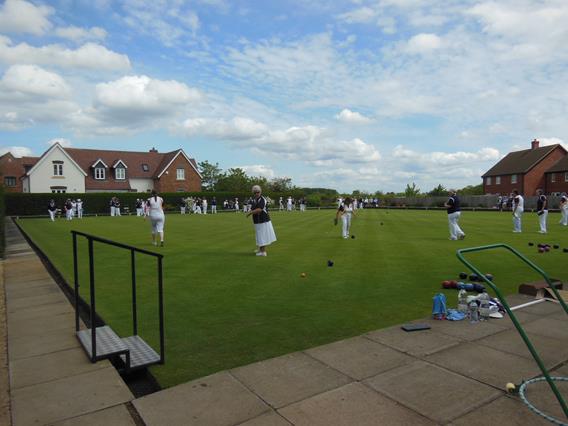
[7,291,68,312]
[450,395,552,426]
[7,311,75,340]
[11,367,133,426]
[0,261,11,426]
[366,324,461,357]
[499,310,543,328]
[231,352,352,409]
[477,329,568,369]
[422,317,508,341]
[133,371,269,426]
[10,347,107,389]
[426,342,541,389]
[365,361,501,424]
[236,411,292,426]
[279,382,435,426]
[518,300,565,316]
[51,404,137,426]
[305,336,413,380]
[6,283,62,299]
[7,301,73,322]
[521,316,568,342]
[5,277,57,293]
[8,325,80,360]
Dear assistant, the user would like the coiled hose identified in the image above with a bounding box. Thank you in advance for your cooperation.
[518,376,568,425]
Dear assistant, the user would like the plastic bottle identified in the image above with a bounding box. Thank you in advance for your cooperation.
[458,290,468,313]
[479,293,491,321]
[469,301,479,323]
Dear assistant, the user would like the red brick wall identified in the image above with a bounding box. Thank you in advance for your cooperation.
[0,154,23,193]
[546,171,568,194]
[524,147,566,195]
[483,174,524,195]
[155,155,201,192]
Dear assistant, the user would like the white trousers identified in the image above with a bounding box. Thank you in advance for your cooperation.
[342,214,352,238]
[49,210,56,221]
[211,205,217,213]
[513,209,523,232]
[203,205,207,214]
[448,211,464,239]
[136,208,143,216]
[561,207,568,226]
[77,208,83,219]
[538,210,548,232]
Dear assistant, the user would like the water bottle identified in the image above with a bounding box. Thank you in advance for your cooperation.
[479,293,491,320]
[458,290,468,313]
[469,301,479,323]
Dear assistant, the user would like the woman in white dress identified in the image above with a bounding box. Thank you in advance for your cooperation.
[145,190,166,247]
[335,197,355,239]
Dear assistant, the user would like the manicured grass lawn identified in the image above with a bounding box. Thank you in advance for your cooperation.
[17,209,568,388]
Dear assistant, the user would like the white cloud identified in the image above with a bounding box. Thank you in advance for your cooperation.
[0,37,131,71]
[406,33,443,53]
[47,138,72,148]
[0,111,32,130]
[335,108,373,124]
[0,65,71,98]
[55,26,107,42]
[392,145,500,166]
[537,137,567,151]
[0,146,33,157]
[95,75,202,112]
[182,117,267,140]
[337,7,377,24]
[238,164,275,179]
[0,0,53,35]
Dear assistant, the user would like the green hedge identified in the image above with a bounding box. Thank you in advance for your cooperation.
[0,186,5,258]
[5,191,339,216]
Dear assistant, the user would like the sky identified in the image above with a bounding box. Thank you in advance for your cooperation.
[0,0,567,193]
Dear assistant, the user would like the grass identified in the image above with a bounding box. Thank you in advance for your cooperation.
[17,209,568,388]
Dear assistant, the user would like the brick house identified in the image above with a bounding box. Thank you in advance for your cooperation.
[0,153,38,193]
[482,139,567,196]
[544,155,568,195]
[2,143,201,194]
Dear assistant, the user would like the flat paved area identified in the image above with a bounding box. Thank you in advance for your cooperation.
[2,218,568,425]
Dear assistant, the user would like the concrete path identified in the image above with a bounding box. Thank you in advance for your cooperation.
[2,217,568,425]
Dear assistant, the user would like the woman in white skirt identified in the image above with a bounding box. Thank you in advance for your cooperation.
[145,190,165,247]
[246,185,277,256]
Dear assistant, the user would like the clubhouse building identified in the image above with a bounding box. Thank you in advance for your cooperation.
[0,142,202,194]
[482,139,568,195]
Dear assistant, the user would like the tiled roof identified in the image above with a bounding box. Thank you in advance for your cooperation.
[546,155,568,173]
[482,144,564,177]
[0,153,38,178]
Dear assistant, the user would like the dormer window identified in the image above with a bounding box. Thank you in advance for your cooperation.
[91,159,108,180]
[113,160,127,180]
[95,167,106,180]
[142,163,149,172]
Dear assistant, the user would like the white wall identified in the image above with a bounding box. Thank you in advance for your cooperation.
[130,178,154,193]
[28,147,85,193]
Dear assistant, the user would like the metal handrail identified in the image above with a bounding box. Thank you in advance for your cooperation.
[72,230,165,365]
[456,244,567,419]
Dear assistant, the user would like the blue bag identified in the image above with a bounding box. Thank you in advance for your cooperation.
[432,293,447,320]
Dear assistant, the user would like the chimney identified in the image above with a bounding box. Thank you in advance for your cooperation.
[531,139,539,150]
[149,147,158,153]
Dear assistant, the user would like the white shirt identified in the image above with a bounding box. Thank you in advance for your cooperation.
[514,195,524,211]
[147,196,164,216]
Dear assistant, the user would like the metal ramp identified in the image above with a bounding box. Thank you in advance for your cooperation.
[72,231,165,372]
[457,243,568,420]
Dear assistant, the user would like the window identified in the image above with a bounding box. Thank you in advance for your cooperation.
[551,173,556,183]
[115,167,126,180]
[94,167,106,180]
[486,176,492,185]
[142,164,149,172]
[50,186,66,193]
[565,172,568,182]
[4,176,16,187]
[176,168,185,180]
[511,174,518,184]
[53,161,63,176]
[495,176,501,185]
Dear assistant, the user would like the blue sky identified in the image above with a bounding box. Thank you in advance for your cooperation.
[1,0,567,192]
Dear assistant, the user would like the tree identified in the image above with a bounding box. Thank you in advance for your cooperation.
[198,160,223,191]
[268,177,294,193]
[404,182,421,197]
[216,168,252,192]
[428,184,447,196]
[458,184,483,195]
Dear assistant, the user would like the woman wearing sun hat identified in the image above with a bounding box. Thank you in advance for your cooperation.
[247,185,277,256]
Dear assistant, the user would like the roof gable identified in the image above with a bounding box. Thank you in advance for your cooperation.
[113,159,128,169]
[482,144,565,177]
[27,143,87,177]
[91,159,108,168]
[546,154,568,173]
[157,149,202,179]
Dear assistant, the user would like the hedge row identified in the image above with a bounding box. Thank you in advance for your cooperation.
[0,186,5,258]
[4,191,341,216]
